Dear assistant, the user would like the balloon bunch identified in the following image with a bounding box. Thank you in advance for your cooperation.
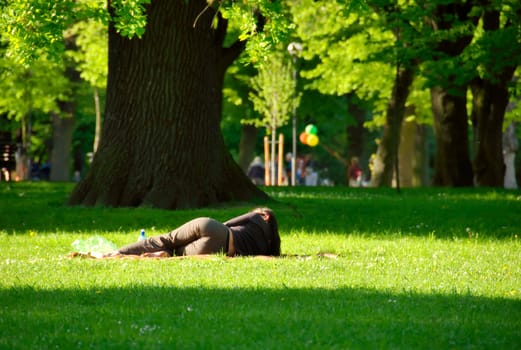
[299,124,319,147]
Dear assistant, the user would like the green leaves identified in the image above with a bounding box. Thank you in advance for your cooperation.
[0,0,76,65]
[0,0,148,69]
[246,51,299,131]
[66,19,108,89]
[110,0,151,38]
[0,53,69,120]
[291,0,395,117]
[221,0,293,65]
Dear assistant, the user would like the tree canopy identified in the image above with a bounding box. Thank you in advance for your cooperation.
[0,0,520,206]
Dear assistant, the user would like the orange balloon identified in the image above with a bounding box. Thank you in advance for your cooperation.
[299,132,308,144]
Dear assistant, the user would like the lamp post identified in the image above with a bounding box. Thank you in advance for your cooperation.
[287,42,302,186]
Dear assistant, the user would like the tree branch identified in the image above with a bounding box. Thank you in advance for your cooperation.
[219,7,266,69]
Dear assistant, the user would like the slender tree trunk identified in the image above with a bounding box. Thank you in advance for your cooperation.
[93,87,102,153]
[397,108,429,187]
[371,66,415,187]
[398,113,415,187]
[16,114,30,180]
[69,0,266,209]
[413,123,430,186]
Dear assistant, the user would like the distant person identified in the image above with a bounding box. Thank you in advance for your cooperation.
[304,161,318,186]
[348,156,363,187]
[247,156,265,185]
[299,154,315,185]
[40,162,51,181]
[106,208,280,258]
[295,155,305,185]
[304,167,318,186]
[30,162,41,180]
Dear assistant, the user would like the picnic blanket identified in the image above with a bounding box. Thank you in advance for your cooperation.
[67,251,338,260]
[68,235,338,260]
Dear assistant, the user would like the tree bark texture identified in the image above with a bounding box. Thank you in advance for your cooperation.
[431,87,473,186]
[413,124,430,187]
[470,9,517,187]
[398,116,415,187]
[398,115,430,187]
[370,66,415,187]
[471,74,514,186]
[69,0,266,209]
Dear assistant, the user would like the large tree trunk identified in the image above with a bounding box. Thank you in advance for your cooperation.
[471,75,514,186]
[431,87,473,186]
[69,0,266,209]
[371,66,415,187]
[470,9,517,187]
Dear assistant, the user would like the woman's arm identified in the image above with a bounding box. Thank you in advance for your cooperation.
[223,212,256,227]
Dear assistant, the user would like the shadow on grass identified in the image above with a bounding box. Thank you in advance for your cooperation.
[1,285,519,349]
[2,182,520,240]
[269,187,521,240]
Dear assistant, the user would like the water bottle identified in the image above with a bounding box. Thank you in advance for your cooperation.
[138,229,146,241]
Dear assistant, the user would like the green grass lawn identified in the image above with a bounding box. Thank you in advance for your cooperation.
[1,182,520,349]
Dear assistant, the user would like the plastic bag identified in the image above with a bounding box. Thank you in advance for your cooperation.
[71,236,117,254]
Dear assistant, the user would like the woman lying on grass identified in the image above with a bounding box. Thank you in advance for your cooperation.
[105,207,280,259]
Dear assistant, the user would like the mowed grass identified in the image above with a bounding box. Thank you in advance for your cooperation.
[1,182,520,349]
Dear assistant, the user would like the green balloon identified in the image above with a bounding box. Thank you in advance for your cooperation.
[305,124,318,135]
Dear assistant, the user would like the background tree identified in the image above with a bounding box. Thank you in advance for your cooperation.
[290,0,418,186]
[221,60,261,172]
[247,51,299,184]
[2,0,292,207]
[49,32,81,182]
[469,0,521,186]
[68,0,292,208]
[1,0,108,181]
[0,53,69,179]
[291,0,520,188]
[423,1,479,186]
[2,0,519,191]
[68,17,108,154]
